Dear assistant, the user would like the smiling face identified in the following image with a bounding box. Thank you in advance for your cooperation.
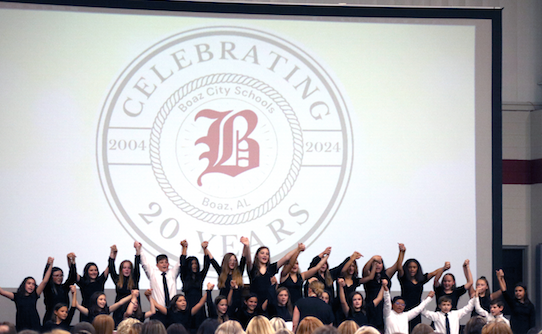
[257,248,269,265]
[291,262,299,274]
[97,294,107,309]
[392,298,405,313]
[52,270,64,285]
[121,261,132,277]
[348,263,357,276]
[442,274,455,290]
[217,298,228,315]
[88,265,99,280]
[157,259,169,272]
[246,297,258,312]
[55,306,69,321]
[176,296,187,311]
[374,259,383,273]
[351,293,363,311]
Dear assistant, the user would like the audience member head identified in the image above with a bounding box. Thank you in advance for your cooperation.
[296,316,324,334]
[481,322,513,334]
[117,318,142,334]
[215,321,245,334]
[140,320,167,334]
[314,325,339,334]
[196,319,219,334]
[246,316,274,334]
[411,323,434,334]
[52,330,71,334]
[464,316,486,334]
[72,322,96,334]
[337,320,359,334]
[308,281,325,298]
[0,322,16,334]
[354,326,381,334]
[166,324,188,334]
[274,330,294,334]
[92,315,114,334]
[269,317,287,332]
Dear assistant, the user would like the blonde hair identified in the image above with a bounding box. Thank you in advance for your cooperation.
[354,326,380,334]
[92,315,115,334]
[246,316,274,334]
[117,318,142,334]
[269,317,287,331]
[218,254,244,289]
[275,329,294,334]
[215,321,246,334]
[337,320,359,334]
[297,316,324,334]
[309,281,325,297]
[481,323,513,334]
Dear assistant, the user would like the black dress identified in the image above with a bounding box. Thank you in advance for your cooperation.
[248,262,279,310]
[363,271,391,331]
[109,255,141,327]
[398,273,429,329]
[43,263,77,325]
[503,291,536,334]
[210,256,246,297]
[180,254,210,332]
[279,273,304,305]
[266,284,293,321]
[434,285,466,310]
[13,292,41,332]
[303,256,349,304]
[295,296,334,325]
[42,307,76,332]
[76,266,108,322]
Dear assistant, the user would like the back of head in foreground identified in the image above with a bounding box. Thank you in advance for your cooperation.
[140,320,167,334]
[411,323,434,334]
[246,316,274,334]
[337,320,359,334]
[296,316,324,334]
[313,325,339,334]
[354,326,381,334]
[215,321,245,334]
[92,315,114,334]
[481,323,513,334]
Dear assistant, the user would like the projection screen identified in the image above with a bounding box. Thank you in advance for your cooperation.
[0,0,501,292]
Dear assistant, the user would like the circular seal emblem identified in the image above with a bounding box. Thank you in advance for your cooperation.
[97,26,353,261]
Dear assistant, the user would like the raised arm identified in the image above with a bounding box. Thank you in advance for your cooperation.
[144,289,156,319]
[124,289,139,318]
[473,288,489,317]
[429,262,450,282]
[64,253,78,286]
[110,289,138,312]
[201,241,211,278]
[337,278,349,316]
[404,291,435,321]
[363,255,380,277]
[301,247,331,281]
[109,245,119,283]
[152,296,167,315]
[358,260,377,284]
[382,279,391,318]
[341,251,362,275]
[373,279,386,306]
[385,243,406,279]
[137,242,152,279]
[277,243,304,269]
[292,306,300,333]
[433,262,451,289]
[0,286,14,300]
[463,259,473,291]
[191,283,211,315]
[71,285,88,315]
[280,243,305,281]
[496,269,506,292]
[37,257,54,295]
[241,236,252,271]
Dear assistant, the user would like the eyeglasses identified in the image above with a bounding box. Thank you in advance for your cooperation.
[53,274,64,277]
[394,302,406,307]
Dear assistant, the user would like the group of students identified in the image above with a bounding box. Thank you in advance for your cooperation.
[0,239,537,334]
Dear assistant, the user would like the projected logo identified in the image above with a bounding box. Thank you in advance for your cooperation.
[97,26,353,261]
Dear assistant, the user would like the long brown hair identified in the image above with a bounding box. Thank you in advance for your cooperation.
[252,247,270,275]
[117,260,135,290]
[218,253,244,289]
